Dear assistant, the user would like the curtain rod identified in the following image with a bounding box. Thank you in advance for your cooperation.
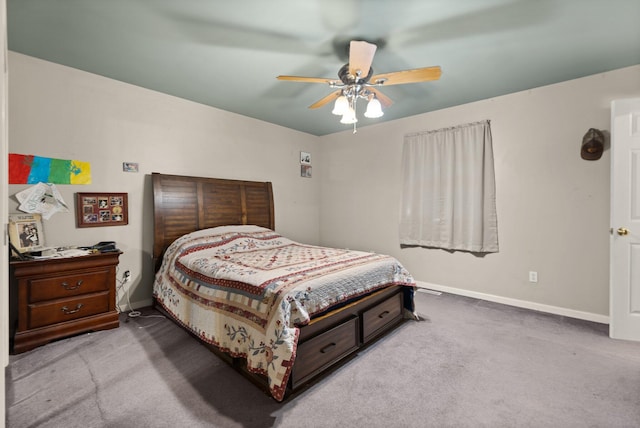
[405,119,490,138]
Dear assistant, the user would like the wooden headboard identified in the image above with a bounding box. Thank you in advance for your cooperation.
[152,173,275,268]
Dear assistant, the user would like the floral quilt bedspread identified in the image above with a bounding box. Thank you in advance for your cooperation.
[153,225,415,401]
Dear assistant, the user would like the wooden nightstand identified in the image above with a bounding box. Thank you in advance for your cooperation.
[10,251,121,354]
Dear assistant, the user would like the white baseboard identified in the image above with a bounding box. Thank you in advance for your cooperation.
[117,297,153,313]
[132,297,154,309]
[415,281,609,325]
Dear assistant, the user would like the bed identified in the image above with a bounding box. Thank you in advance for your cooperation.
[151,173,416,401]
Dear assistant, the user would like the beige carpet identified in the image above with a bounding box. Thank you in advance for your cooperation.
[6,291,640,427]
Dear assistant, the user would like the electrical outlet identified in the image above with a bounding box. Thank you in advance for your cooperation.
[529,271,538,283]
[123,270,131,283]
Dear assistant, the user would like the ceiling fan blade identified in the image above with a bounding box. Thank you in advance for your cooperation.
[276,75,335,84]
[348,41,377,77]
[370,66,442,86]
[368,88,393,108]
[309,90,342,109]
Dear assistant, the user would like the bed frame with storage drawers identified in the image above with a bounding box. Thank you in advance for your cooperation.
[151,173,408,398]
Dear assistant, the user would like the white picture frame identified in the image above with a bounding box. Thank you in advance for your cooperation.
[300,151,311,165]
[8,213,45,253]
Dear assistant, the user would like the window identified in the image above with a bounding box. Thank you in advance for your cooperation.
[399,120,499,253]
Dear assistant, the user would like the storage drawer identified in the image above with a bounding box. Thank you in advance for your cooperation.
[292,316,359,388]
[362,291,403,343]
[28,270,111,302]
[27,292,111,329]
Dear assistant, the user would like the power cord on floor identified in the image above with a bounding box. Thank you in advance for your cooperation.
[115,267,163,320]
[124,278,142,318]
[116,270,142,318]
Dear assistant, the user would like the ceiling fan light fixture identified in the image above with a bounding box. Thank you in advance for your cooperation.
[276,40,441,133]
[364,97,383,118]
[332,95,349,116]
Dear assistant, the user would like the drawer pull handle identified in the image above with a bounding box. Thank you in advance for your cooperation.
[320,343,336,354]
[61,280,83,291]
[378,310,390,319]
[61,304,84,315]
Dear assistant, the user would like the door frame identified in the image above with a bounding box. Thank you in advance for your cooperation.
[609,98,640,341]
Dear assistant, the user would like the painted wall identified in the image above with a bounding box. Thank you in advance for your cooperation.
[8,50,640,322]
[318,65,640,321]
[8,51,320,311]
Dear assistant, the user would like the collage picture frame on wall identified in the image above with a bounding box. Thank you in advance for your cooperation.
[76,192,128,228]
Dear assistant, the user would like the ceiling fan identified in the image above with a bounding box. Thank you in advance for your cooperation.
[276,40,442,132]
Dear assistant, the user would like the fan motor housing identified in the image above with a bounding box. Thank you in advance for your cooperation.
[338,64,373,85]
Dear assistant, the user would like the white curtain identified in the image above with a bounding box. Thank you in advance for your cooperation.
[399,120,499,253]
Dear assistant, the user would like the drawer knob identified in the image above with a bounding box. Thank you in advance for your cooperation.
[61,280,83,291]
[378,310,390,319]
[320,343,336,354]
[61,303,84,315]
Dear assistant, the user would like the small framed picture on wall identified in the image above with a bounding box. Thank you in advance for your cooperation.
[76,192,129,228]
[300,151,311,165]
[301,165,312,178]
[300,151,312,177]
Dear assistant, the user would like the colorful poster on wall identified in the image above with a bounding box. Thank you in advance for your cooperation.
[9,153,92,184]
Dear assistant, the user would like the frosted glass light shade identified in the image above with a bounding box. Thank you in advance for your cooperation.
[364,98,383,118]
[332,96,349,116]
[340,107,357,124]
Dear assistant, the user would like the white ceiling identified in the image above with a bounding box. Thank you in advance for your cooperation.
[7,0,640,136]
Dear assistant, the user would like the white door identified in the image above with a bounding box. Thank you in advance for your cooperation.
[610,98,640,341]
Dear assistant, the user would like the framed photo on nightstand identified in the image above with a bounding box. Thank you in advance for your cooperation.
[8,213,45,253]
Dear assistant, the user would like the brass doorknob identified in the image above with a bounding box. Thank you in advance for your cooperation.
[617,227,629,236]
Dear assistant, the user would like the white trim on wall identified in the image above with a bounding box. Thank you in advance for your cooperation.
[416,281,610,325]
[1,1,9,427]
[122,298,153,313]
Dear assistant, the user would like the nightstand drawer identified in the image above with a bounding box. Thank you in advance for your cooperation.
[27,292,111,329]
[28,270,111,302]
[11,252,121,353]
